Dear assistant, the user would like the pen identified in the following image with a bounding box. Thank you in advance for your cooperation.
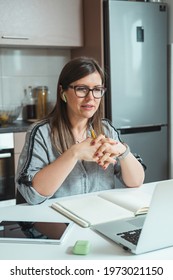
[90,128,96,139]
[52,203,90,228]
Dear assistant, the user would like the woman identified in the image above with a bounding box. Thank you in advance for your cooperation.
[16,56,145,204]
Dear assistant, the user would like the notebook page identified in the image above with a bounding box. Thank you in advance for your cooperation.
[52,195,134,226]
[98,189,152,214]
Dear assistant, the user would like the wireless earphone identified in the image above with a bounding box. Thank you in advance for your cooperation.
[62,93,67,103]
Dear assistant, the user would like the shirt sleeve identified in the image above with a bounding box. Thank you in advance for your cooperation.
[16,123,54,204]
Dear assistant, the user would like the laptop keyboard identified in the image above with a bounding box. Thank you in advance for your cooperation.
[117,229,142,245]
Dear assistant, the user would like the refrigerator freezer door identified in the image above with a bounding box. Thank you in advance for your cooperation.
[105,1,167,127]
[118,126,168,183]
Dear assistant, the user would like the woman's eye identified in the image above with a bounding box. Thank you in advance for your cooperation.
[77,87,88,92]
[94,88,101,92]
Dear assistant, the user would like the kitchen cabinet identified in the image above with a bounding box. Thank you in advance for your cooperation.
[14,132,26,173]
[0,0,83,47]
[71,0,103,66]
[71,0,104,113]
[0,133,16,204]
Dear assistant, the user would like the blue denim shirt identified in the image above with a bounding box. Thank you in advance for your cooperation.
[16,119,143,205]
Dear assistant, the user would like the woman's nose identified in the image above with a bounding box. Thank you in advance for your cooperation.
[85,90,95,100]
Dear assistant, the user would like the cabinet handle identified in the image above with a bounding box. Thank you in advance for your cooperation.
[0,153,11,158]
[1,36,29,40]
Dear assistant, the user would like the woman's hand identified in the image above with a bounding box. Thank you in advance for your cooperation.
[91,135,145,187]
[92,136,126,169]
[73,137,102,162]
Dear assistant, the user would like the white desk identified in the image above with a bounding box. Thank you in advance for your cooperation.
[0,182,173,260]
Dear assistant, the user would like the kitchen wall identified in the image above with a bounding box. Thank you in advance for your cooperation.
[0,48,71,108]
[166,0,173,177]
[169,44,173,177]
[166,0,173,44]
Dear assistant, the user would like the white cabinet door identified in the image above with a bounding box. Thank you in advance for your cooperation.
[14,132,26,172]
[0,0,83,47]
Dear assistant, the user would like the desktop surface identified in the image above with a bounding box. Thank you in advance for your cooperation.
[0,182,173,260]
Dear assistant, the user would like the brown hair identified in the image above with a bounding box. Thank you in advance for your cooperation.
[48,56,105,153]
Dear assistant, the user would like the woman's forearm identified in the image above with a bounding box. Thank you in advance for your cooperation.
[32,146,79,196]
[32,138,101,196]
[120,152,145,187]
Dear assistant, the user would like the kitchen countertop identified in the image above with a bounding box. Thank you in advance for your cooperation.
[0,120,31,133]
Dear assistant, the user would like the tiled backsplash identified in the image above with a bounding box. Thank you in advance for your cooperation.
[0,48,71,108]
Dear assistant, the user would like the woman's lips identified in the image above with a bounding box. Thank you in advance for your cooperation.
[81,104,94,110]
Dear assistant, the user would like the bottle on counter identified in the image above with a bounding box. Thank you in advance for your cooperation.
[21,88,28,121]
[33,86,48,119]
[26,86,37,121]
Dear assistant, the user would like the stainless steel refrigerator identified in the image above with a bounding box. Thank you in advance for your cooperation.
[103,0,168,183]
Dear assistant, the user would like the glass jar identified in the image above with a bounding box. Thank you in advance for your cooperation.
[34,86,48,119]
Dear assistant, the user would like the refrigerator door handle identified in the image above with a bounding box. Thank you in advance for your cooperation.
[136,26,144,42]
[119,125,164,135]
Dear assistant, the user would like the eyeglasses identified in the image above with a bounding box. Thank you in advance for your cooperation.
[68,85,106,99]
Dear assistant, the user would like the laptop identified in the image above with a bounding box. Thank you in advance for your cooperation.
[92,180,173,254]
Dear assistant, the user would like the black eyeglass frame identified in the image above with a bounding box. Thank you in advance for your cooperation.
[68,85,106,99]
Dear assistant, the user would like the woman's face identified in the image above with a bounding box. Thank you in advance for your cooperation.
[64,71,103,123]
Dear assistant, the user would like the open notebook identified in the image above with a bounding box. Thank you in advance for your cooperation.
[51,188,152,227]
